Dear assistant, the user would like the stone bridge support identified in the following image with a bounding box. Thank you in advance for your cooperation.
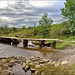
[39,40,45,49]
[1,38,12,45]
[23,40,28,48]
[12,39,19,46]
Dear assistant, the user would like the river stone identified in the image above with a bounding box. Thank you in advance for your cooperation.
[24,65,30,72]
[41,72,45,75]
[33,62,39,64]
[47,60,53,65]
[30,68,36,73]
[51,61,56,65]
[40,64,45,66]
[35,65,41,68]
[17,56,26,63]
[10,59,17,63]
[30,56,36,59]
[30,56,41,62]
[35,45,40,49]
[2,63,9,70]
[39,59,49,64]
[22,62,26,69]
[0,59,7,64]
[54,61,60,66]
[35,71,38,75]
[9,60,15,67]
[61,61,68,65]
[26,60,31,63]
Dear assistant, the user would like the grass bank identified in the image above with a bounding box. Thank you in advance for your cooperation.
[55,42,75,50]
[37,64,75,75]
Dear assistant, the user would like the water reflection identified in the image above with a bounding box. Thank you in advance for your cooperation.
[0,41,62,60]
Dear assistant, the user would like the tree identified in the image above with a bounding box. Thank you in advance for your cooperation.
[22,26,25,30]
[38,13,53,37]
[61,0,75,34]
[39,13,53,26]
[12,27,17,32]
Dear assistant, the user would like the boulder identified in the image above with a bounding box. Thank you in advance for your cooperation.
[22,62,26,70]
[41,72,45,75]
[35,65,41,68]
[35,71,38,75]
[40,64,45,67]
[30,68,36,73]
[24,65,30,72]
[61,61,68,65]
[39,59,49,64]
[26,60,31,63]
[30,56,41,62]
[54,61,60,66]
[47,60,52,65]
[51,61,56,65]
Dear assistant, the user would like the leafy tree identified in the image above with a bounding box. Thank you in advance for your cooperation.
[61,0,75,34]
[22,26,25,30]
[12,27,17,32]
[38,13,53,37]
[39,13,53,26]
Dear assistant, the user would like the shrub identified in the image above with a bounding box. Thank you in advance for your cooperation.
[56,42,71,50]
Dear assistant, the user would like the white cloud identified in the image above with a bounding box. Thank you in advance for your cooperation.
[25,19,30,22]
[0,16,13,22]
[0,0,66,27]
[0,1,8,8]
[29,1,52,7]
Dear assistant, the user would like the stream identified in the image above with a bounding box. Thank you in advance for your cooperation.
[0,41,63,75]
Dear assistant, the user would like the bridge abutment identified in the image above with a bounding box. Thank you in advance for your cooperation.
[23,40,28,48]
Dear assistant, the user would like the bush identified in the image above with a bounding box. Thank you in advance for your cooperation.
[56,42,71,50]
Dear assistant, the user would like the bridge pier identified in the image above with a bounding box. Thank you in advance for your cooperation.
[1,38,12,45]
[23,40,28,48]
[39,40,45,49]
[12,39,19,46]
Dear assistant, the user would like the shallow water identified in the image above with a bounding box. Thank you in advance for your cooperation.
[0,42,63,75]
[0,42,62,60]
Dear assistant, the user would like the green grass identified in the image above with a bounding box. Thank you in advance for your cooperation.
[56,42,75,50]
[60,36,75,41]
[37,64,75,75]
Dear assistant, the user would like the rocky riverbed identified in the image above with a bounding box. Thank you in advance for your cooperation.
[0,56,70,75]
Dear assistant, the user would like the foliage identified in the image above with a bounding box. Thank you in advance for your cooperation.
[61,0,75,34]
[37,64,75,75]
[39,13,53,26]
[38,13,53,36]
[50,21,70,39]
[45,41,55,44]
[56,42,73,50]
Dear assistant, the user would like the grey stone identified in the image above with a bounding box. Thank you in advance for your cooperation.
[22,62,26,69]
[35,71,38,75]
[54,61,60,66]
[24,65,30,72]
[61,61,68,65]
[51,61,56,65]
[30,68,36,73]
[35,65,41,68]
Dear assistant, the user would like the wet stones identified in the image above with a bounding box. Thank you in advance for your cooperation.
[0,56,69,75]
[0,56,26,75]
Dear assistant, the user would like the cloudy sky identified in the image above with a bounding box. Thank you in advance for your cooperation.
[0,0,66,28]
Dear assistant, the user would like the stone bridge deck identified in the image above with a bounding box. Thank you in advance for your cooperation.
[0,36,59,41]
[0,36,75,48]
